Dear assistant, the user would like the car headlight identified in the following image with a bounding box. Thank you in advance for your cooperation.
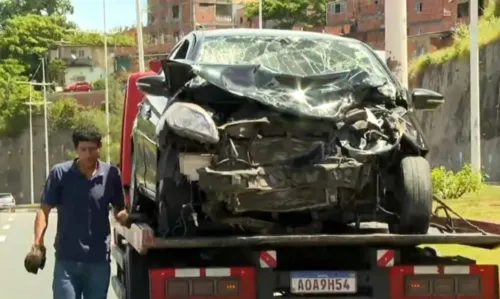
[164,102,219,144]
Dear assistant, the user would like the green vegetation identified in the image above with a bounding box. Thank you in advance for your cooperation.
[430,186,500,283]
[0,1,133,163]
[409,0,500,79]
[244,0,328,29]
[49,75,125,163]
[64,31,135,47]
[431,164,486,199]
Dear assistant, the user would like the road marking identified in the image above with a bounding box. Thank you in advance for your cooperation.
[7,216,14,221]
[2,224,10,230]
[0,235,6,243]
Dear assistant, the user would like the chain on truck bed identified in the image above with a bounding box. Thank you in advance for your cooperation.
[431,195,488,235]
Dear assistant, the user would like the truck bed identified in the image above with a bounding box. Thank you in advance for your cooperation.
[113,219,500,254]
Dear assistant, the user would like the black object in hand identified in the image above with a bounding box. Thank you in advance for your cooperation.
[24,245,46,274]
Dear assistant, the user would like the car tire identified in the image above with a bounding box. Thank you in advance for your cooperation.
[388,156,433,234]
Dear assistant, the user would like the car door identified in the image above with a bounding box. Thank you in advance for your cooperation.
[138,35,196,193]
[133,100,148,192]
[138,95,167,193]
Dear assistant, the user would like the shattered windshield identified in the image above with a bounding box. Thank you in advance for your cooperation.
[194,34,399,119]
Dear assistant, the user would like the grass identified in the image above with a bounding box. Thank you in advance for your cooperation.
[429,185,500,276]
[409,2,500,79]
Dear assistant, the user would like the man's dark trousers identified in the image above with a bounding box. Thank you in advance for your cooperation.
[52,260,111,299]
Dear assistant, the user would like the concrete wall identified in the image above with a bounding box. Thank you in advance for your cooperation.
[413,38,500,181]
[0,117,73,205]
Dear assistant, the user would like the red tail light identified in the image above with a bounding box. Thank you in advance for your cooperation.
[390,265,498,299]
[150,267,256,299]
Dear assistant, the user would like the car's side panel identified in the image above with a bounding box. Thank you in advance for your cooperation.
[140,96,163,192]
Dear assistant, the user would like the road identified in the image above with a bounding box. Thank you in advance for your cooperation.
[0,210,118,299]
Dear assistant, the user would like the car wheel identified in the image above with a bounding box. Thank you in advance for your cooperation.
[388,156,433,234]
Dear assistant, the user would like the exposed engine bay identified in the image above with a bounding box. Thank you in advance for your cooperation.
[140,34,436,236]
[154,64,426,235]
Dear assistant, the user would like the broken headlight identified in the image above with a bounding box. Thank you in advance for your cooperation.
[164,102,219,144]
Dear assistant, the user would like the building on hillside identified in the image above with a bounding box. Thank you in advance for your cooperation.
[113,43,174,73]
[325,0,488,60]
[145,0,255,44]
[48,43,123,86]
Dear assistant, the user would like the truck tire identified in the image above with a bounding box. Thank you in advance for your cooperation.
[124,244,149,299]
[388,156,433,234]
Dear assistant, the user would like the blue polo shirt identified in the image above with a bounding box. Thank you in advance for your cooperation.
[41,159,125,263]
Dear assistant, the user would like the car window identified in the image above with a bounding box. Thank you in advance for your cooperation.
[0,193,13,200]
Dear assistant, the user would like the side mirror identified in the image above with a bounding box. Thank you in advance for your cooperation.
[136,75,166,96]
[411,88,445,110]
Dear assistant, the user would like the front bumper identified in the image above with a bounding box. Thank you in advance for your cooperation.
[197,160,371,213]
[0,202,15,210]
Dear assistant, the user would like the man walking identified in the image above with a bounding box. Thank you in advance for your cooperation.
[24,125,129,299]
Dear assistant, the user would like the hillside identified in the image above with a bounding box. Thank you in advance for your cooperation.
[410,2,500,181]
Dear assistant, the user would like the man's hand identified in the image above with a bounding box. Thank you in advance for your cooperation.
[115,209,130,228]
[24,245,46,274]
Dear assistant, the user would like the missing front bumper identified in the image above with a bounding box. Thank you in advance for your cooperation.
[198,160,371,213]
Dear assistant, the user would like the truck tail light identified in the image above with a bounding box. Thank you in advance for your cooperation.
[390,265,498,299]
[150,267,256,299]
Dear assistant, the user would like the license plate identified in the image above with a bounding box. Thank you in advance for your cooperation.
[290,271,357,294]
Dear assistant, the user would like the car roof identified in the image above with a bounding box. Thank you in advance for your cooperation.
[192,28,359,43]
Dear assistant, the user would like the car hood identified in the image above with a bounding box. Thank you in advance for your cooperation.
[162,59,398,121]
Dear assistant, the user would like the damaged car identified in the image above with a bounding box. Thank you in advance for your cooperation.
[132,29,445,237]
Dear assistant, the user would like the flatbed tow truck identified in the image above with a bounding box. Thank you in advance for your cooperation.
[111,72,500,299]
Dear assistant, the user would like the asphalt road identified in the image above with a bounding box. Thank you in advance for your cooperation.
[0,210,118,299]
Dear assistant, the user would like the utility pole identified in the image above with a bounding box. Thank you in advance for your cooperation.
[258,0,263,29]
[470,0,481,171]
[192,0,196,30]
[41,57,50,178]
[135,0,145,72]
[103,0,111,163]
[16,81,53,204]
[27,88,34,205]
[384,0,408,88]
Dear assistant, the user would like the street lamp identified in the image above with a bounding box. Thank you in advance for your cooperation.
[103,0,111,163]
[469,0,480,171]
[258,0,263,29]
[135,0,145,71]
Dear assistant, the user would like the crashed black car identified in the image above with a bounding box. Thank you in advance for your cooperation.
[133,29,444,237]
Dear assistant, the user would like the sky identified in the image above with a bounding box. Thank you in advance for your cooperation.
[68,0,148,31]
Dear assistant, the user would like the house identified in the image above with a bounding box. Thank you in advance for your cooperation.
[325,0,488,60]
[48,42,117,86]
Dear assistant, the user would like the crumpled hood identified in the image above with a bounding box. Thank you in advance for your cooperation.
[162,59,398,121]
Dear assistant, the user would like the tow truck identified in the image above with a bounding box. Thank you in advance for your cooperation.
[111,71,500,299]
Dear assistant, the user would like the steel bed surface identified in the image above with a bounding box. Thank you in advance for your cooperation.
[147,232,500,249]
[113,220,500,253]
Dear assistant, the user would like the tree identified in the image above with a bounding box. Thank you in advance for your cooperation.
[0,0,73,25]
[0,58,41,137]
[244,0,310,29]
[0,14,67,78]
[64,31,136,46]
[307,0,328,27]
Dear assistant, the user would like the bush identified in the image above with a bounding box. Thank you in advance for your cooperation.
[93,78,105,90]
[51,75,125,164]
[432,164,486,199]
